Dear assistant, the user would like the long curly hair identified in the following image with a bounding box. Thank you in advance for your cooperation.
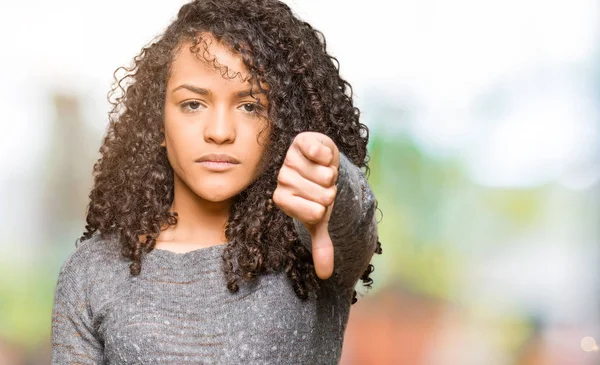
[79,0,382,304]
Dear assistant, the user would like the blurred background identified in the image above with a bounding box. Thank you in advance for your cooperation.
[0,0,598,364]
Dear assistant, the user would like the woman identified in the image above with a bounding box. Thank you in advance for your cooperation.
[51,0,381,363]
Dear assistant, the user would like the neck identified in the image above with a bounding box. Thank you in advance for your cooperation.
[158,174,232,245]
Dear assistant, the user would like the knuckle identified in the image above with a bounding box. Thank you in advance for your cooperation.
[272,189,282,205]
[293,133,305,146]
[323,169,335,186]
[308,205,325,223]
[277,166,289,184]
[277,169,290,186]
[323,189,336,206]
[283,156,296,170]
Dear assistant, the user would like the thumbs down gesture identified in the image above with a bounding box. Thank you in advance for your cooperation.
[272,131,340,280]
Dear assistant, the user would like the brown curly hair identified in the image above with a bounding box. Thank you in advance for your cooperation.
[79,0,382,304]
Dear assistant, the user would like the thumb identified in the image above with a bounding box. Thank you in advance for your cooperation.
[305,202,334,280]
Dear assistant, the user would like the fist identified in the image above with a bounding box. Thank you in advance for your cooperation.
[272,131,340,279]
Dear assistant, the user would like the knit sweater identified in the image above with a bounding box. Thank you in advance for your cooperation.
[50,152,378,365]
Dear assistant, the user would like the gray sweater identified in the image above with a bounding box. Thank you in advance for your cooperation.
[50,152,378,365]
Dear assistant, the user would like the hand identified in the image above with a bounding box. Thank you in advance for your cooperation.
[272,132,340,279]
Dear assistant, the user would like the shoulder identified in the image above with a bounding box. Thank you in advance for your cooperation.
[54,232,130,311]
[56,232,125,285]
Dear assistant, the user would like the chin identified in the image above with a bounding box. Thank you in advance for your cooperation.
[193,183,245,203]
[192,188,232,203]
[203,192,235,203]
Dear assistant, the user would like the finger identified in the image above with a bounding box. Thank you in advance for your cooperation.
[272,190,327,225]
[308,220,334,280]
[278,166,337,207]
[306,199,335,280]
[296,138,334,166]
[284,147,338,187]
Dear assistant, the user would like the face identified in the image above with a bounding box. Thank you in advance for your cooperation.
[163,34,271,204]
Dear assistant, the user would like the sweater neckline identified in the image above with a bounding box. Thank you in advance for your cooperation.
[144,243,227,263]
[149,243,227,255]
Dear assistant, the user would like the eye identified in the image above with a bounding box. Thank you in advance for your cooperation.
[240,102,265,115]
[180,100,203,113]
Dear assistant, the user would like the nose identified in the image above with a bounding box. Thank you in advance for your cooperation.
[203,106,235,144]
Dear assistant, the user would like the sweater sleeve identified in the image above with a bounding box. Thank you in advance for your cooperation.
[294,151,379,289]
[50,246,105,364]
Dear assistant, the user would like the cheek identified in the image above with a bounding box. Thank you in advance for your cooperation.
[164,133,194,174]
[248,129,270,164]
[164,115,195,157]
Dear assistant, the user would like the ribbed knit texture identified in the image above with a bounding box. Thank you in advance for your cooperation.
[50,152,378,364]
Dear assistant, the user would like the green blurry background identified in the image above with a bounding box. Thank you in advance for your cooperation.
[1,0,598,364]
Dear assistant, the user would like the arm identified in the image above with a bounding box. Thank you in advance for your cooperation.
[51,249,105,364]
[294,152,378,288]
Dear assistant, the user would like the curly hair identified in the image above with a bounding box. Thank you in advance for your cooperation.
[79,0,382,304]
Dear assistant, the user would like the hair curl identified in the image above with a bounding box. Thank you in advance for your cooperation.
[79,0,382,304]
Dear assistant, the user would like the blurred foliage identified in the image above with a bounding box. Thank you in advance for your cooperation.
[365,132,468,298]
[364,131,548,302]
[0,260,55,351]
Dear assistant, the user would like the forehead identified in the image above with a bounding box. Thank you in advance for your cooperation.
[168,35,250,86]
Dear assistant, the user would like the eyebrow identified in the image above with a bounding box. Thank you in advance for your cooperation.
[172,84,266,98]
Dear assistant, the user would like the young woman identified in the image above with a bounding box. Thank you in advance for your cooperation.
[50,0,381,363]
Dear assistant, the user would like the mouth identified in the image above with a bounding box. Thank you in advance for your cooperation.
[195,153,241,164]
[196,160,238,171]
[195,153,240,171]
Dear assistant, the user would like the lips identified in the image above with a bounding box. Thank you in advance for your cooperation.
[195,153,240,164]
